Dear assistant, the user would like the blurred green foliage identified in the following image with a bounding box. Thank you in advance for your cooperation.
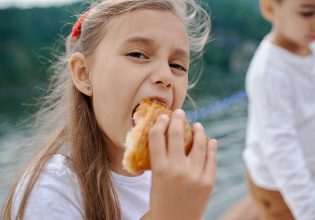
[204,0,269,71]
[0,0,270,93]
[0,2,87,88]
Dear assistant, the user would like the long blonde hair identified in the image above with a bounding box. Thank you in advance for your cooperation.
[2,0,210,219]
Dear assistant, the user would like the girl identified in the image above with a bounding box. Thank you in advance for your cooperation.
[2,0,217,219]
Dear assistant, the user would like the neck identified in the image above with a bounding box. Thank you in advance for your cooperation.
[268,31,311,56]
[104,135,137,177]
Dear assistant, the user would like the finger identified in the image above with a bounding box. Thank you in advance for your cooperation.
[203,139,217,183]
[148,114,169,170]
[167,109,186,160]
[189,122,207,172]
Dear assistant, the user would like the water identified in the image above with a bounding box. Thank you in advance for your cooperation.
[204,101,248,219]
[0,96,248,219]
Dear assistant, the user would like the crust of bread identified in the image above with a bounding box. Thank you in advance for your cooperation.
[123,99,192,175]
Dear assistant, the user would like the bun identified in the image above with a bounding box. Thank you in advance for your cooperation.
[123,99,193,175]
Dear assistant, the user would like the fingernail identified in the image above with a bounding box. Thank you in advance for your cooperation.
[193,122,203,130]
[174,109,185,117]
[210,139,218,150]
[158,114,169,120]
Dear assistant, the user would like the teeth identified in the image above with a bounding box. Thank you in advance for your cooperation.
[150,98,166,106]
[151,99,160,103]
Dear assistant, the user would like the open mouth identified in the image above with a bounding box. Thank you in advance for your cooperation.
[131,103,140,127]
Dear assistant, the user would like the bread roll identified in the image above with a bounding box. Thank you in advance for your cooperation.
[123,99,193,175]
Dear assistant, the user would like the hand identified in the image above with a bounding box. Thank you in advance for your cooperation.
[146,109,217,220]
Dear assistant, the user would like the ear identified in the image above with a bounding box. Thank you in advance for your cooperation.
[259,0,274,22]
[69,52,92,96]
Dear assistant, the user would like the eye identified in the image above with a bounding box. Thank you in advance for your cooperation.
[300,11,315,17]
[169,63,187,72]
[127,52,148,59]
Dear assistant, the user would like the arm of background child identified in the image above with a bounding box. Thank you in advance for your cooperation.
[254,72,315,220]
[218,194,259,220]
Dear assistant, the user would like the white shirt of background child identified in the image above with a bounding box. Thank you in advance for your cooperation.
[244,38,315,220]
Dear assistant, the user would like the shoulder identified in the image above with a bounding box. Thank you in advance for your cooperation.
[13,154,84,219]
[27,154,79,190]
[247,39,293,89]
[42,153,76,178]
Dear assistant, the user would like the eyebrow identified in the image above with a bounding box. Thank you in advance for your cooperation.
[125,36,154,46]
[124,36,190,60]
[301,4,315,9]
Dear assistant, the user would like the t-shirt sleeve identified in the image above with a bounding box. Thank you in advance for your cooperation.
[12,155,84,220]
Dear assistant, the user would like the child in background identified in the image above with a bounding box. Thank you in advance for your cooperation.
[244,0,315,219]
[1,0,217,219]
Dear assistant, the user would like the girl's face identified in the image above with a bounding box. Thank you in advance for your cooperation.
[88,9,189,157]
[271,0,315,54]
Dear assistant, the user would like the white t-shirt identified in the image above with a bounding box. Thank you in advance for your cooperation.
[243,38,315,220]
[12,154,151,220]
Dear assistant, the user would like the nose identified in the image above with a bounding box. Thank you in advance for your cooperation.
[155,79,172,88]
[150,64,173,88]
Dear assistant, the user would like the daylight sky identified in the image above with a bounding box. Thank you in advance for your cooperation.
[0,0,80,9]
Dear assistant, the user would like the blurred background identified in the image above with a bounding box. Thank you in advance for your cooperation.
[0,0,270,219]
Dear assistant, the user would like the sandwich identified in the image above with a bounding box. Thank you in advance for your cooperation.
[123,98,193,175]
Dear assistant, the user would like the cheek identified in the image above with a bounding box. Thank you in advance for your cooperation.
[174,77,188,109]
[91,85,127,147]
[90,68,141,146]
[287,18,308,36]
[91,84,113,132]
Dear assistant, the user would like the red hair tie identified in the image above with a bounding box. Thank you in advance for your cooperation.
[71,10,90,39]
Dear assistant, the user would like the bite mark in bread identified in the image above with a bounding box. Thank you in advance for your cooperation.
[123,99,192,175]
